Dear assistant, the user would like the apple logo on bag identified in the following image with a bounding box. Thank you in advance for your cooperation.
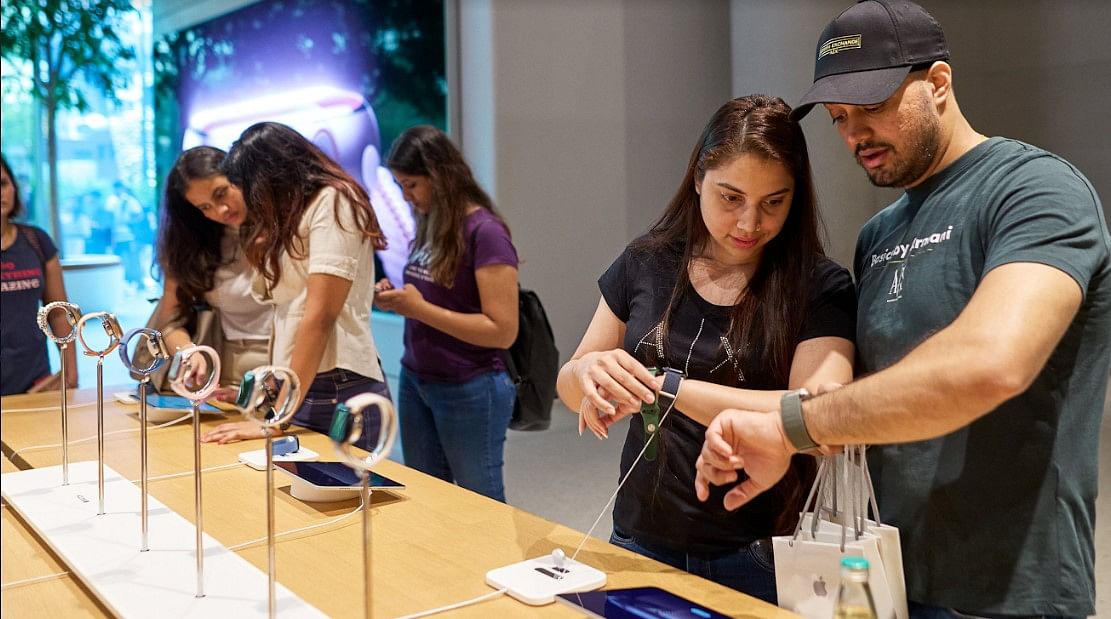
[813,576,828,597]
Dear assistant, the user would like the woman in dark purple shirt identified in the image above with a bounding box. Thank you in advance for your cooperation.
[0,153,78,395]
[375,126,519,502]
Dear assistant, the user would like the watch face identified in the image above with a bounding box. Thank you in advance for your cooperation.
[168,353,184,381]
[235,371,257,409]
[329,404,353,444]
[144,332,169,359]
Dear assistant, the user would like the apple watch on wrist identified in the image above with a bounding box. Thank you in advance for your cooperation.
[780,388,819,452]
[656,367,684,411]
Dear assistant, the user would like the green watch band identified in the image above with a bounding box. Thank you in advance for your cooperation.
[780,388,818,452]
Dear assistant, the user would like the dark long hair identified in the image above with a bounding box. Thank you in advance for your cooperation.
[1,154,24,219]
[156,146,229,329]
[643,95,825,534]
[221,122,386,293]
[387,125,508,287]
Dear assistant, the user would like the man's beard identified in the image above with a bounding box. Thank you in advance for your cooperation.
[857,94,942,188]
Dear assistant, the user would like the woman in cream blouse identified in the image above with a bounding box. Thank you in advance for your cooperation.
[201,122,389,448]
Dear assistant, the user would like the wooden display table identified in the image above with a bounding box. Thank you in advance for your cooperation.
[1,387,796,618]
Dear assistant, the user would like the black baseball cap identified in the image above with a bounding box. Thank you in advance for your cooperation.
[790,0,949,121]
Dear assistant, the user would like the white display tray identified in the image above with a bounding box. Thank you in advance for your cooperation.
[1,461,326,618]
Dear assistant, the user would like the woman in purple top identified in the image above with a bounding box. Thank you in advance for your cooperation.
[375,126,519,502]
[1,153,79,395]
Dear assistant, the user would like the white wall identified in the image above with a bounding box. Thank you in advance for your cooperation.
[459,0,731,363]
[731,0,1111,268]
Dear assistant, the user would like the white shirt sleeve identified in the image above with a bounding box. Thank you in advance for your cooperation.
[306,186,364,281]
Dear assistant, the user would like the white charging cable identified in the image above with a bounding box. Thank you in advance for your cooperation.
[0,571,72,590]
[1,401,96,414]
[226,492,366,552]
[394,588,510,619]
[397,396,680,619]
[569,396,678,562]
[127,462,240,485]
[9,412,191,459]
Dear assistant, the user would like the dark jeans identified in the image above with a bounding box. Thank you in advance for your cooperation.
[909,601,1080,619]
[398,368,515,502]
[609,525,778,605]
[293,368,391,453]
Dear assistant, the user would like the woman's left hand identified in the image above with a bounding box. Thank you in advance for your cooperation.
[201,420,278,444]
[374,283,425,317]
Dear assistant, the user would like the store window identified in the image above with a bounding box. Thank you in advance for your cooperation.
[2,0,154,386]
[2,0,156,292]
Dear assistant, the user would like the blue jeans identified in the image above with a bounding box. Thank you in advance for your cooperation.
[398,368,515,502]
[609,526,778,605]
[909,602,1079,619]
[293,368,391,452]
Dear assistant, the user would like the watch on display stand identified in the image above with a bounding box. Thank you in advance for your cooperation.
[36,301,82,486]
[75,311,122,515]
[118,327,171,552]
[167,344,221,598]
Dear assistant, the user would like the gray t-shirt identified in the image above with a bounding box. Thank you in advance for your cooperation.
[853,137,1110,616]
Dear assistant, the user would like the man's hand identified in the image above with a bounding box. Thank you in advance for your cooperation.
[694,409,795,511]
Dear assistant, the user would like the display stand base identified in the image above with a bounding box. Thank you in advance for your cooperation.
[238,446,320,471]
[486,553,607,605]
[1,461,326,618]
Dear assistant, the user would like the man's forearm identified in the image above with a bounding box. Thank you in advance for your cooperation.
[803,332,1019,445]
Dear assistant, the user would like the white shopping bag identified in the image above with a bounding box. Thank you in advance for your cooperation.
[773,521,894,619]
[823,449,908,619]
[773,449,907,619]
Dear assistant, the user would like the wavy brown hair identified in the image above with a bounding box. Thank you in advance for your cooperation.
[221,122,385,294]
[386,125,509,287]
[642,94,826,534]
[156,146,229,331]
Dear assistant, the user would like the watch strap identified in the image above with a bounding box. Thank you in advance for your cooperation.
[780,388,818,452]
[657,367,684,411]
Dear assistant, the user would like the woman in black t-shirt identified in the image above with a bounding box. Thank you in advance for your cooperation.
[555,95,856,603]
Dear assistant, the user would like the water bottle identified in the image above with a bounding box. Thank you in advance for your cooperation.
[833,556,878,619]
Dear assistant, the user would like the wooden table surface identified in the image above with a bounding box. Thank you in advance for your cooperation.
[1,386,796,618]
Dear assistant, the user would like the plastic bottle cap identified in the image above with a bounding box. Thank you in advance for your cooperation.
[840,556,869,571]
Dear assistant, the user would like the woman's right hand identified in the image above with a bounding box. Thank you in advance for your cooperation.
[571,350,659,439]
[182,350,210,387]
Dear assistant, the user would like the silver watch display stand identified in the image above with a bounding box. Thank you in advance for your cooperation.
[234,365,302,618]
[75,311,122,515]
[168,344,221,598]
[330,392,397,619]
[119,327,171,551]
[35,301,82,486]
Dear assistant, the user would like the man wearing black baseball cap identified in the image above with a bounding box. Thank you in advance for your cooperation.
[694,2,1109,618]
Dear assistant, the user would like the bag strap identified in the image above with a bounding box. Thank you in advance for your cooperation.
[468,220,520,373]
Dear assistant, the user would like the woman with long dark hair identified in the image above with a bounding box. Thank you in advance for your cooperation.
[153,146,271,397]
[555,95,856,602]
[375,125,519,502]
[1,153,78,394]
[201,122,389,447]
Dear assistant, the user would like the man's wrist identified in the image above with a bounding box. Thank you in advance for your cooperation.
[780,388,819,452]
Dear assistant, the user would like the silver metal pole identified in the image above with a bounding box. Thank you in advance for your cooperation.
[267,431,276,618]
[96,357,105,515]
[363,472,372,619]
[139,378,150,551]
[60,343,69,486]
[193,401,204,598]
